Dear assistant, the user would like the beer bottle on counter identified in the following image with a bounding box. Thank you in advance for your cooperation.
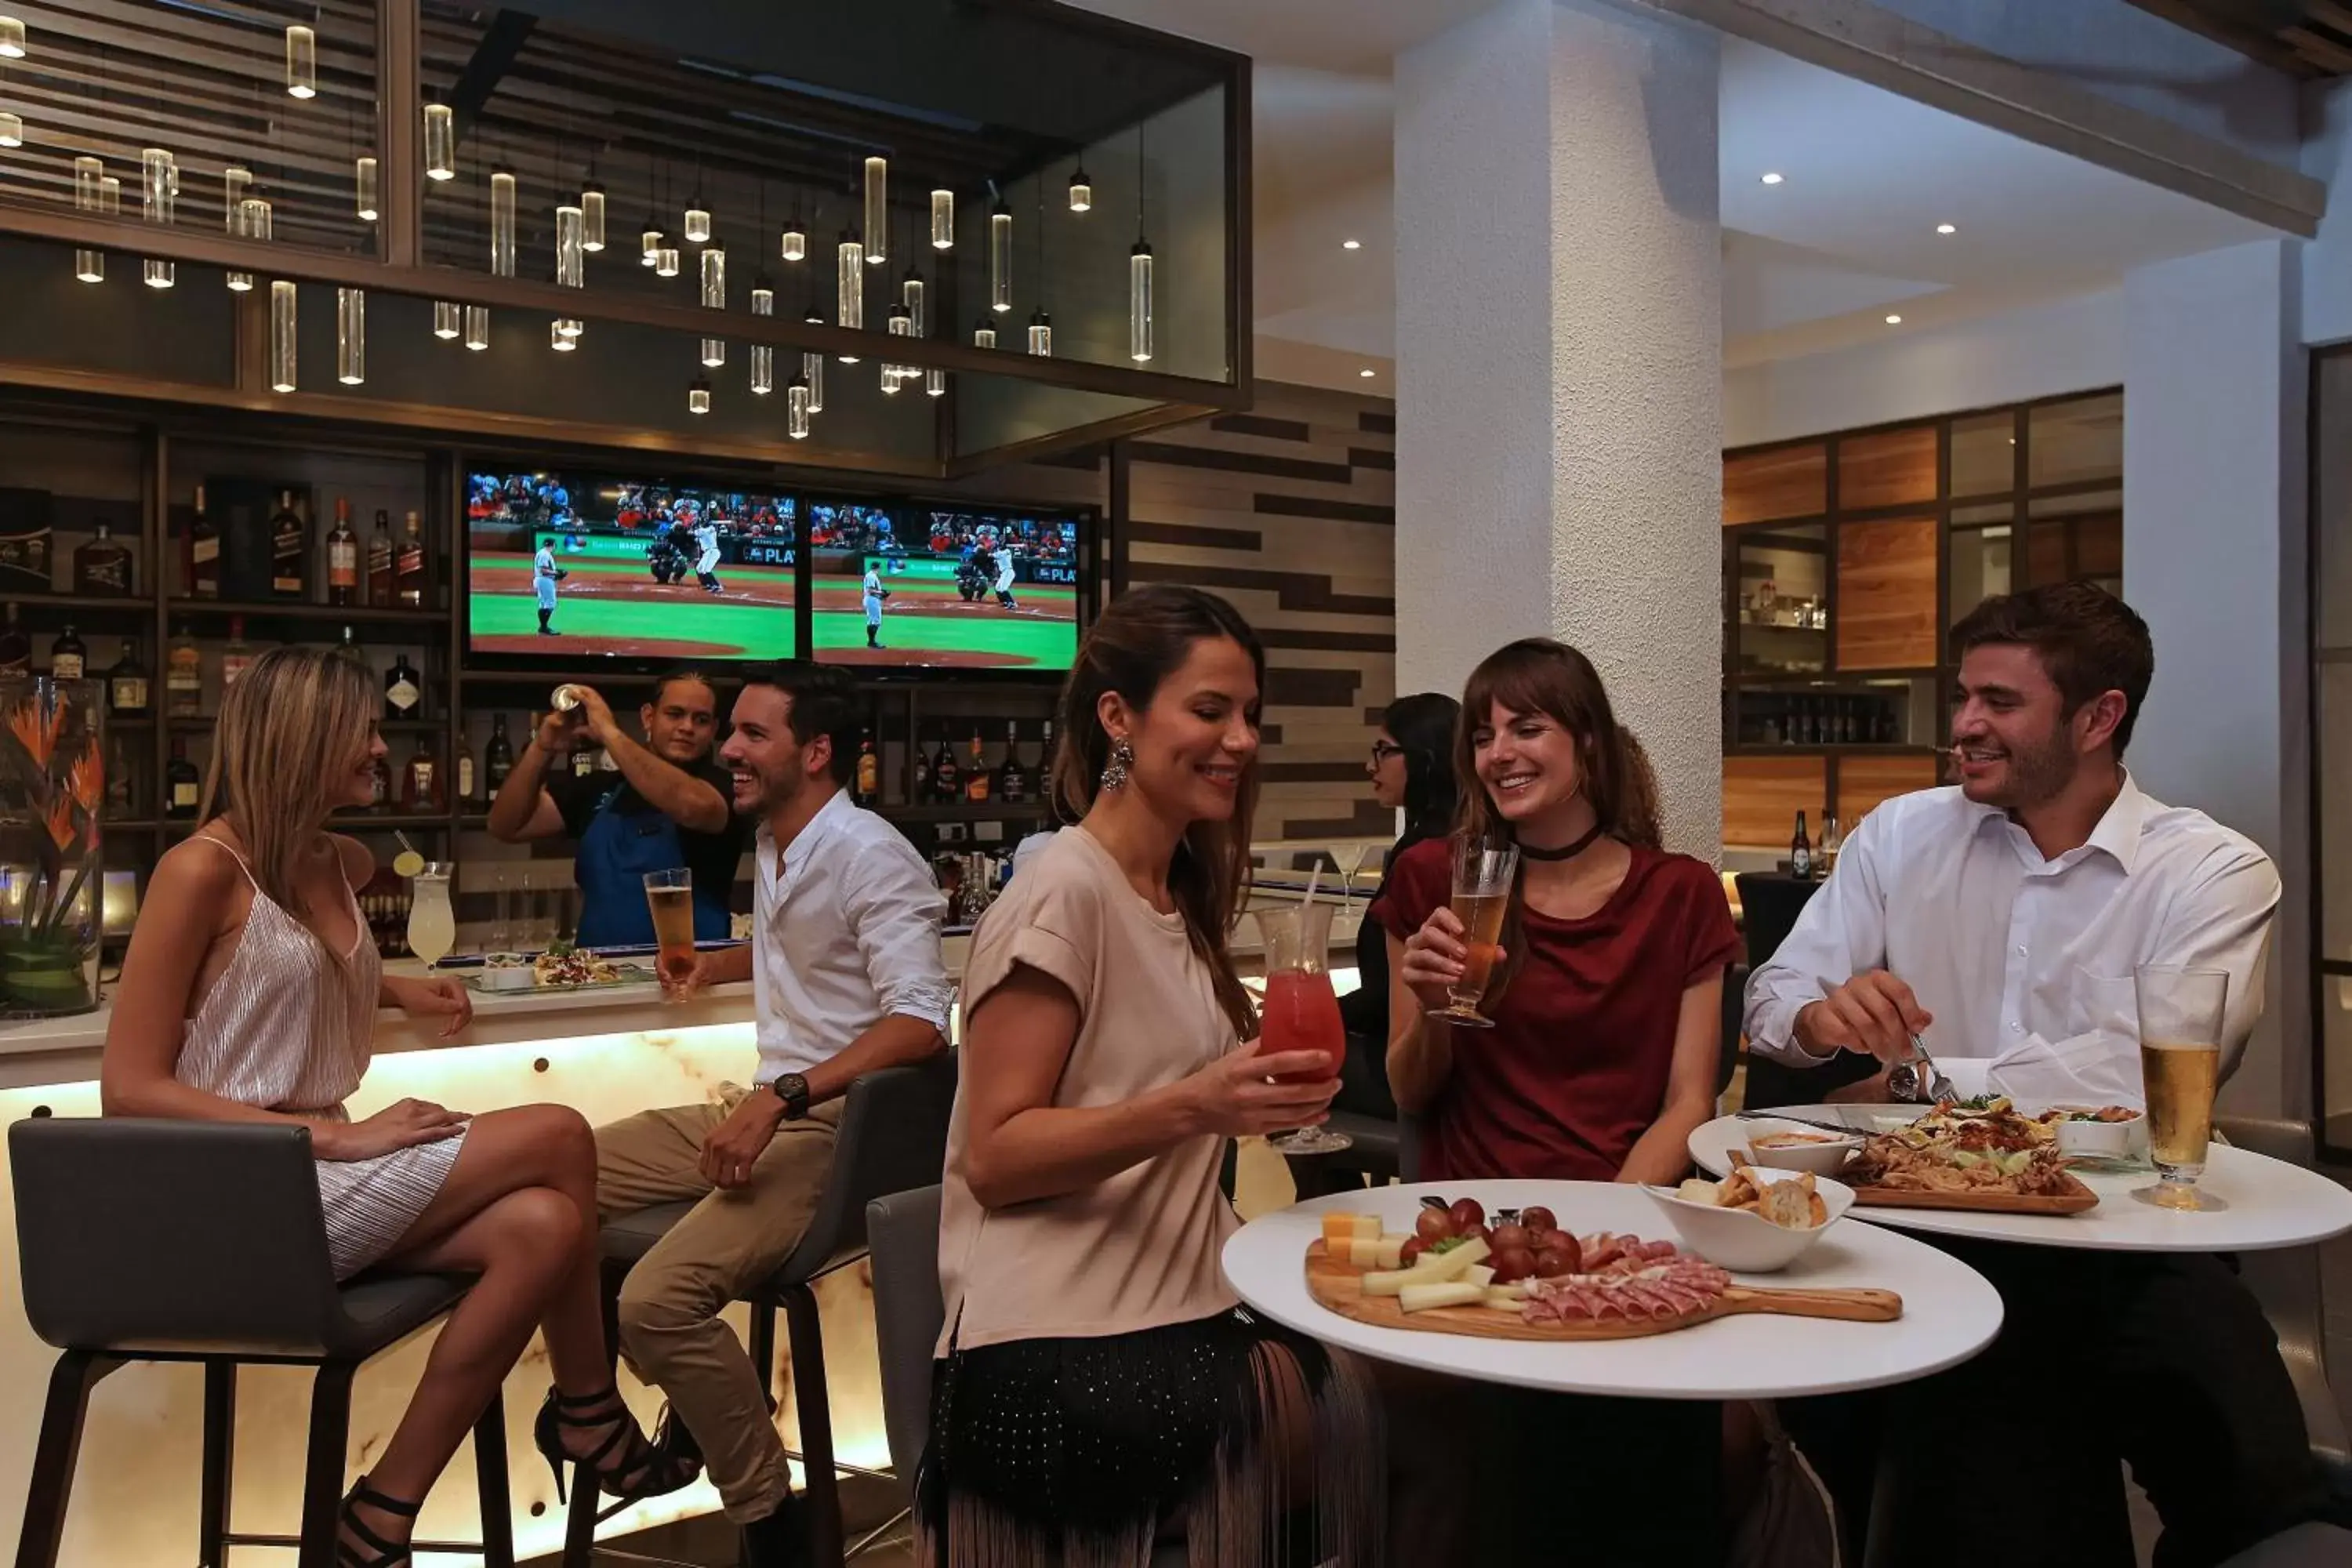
[394,510,428,608]
[365,508,395,608]
[485,713,515,791]
[186,485,221,600]
[165,624,201,715]
[326,498,359,607]
[166,737,201,817]
[222,616,253,691]
[995,719,1025,803]
[964,727,991,804]
[107,636,149,717]
[383,653,422,721]
[74,522,134,597]
[931,731,960,803]
[49,626,85,681]
[269,488,310,599]
[0,602,28,675]
[1791,810,1813,880]
[855,728,879,805]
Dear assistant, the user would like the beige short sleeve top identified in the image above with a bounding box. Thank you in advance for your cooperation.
[935,826,1242,1353]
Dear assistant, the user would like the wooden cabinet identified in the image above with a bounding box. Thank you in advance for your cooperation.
[1836,754,1943,827]
[1836,425,1938,510]
[1723,444,1827,525]
[1723,756,1826,849]
[1835,517,1939,670]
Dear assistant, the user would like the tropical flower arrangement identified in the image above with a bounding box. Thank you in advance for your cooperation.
[0,677,103,1016]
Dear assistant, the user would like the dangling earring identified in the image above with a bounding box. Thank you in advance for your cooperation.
[1100,736,1135,793]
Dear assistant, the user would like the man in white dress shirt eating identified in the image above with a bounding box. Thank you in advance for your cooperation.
[1748,582,2336,1568]
[594,662,951,1568]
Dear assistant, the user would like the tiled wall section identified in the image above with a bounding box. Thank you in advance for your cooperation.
[961,380,1399,845]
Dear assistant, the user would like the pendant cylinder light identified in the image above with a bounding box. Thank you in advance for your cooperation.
[489,167,516,278]
[1027,309,1051,358]
[1129,241,1154,363]
[786,373,811,439]
[269,280,297,392]
[882,303,911,393]
[423,103,455,181]
[354,156,379,221]
[0,16,23,56]
[684,204,710,244]
[750,281,775,394]
[226,169,256,290]
[973,318,996,350]
[463,303,488,350]
[930,189,953,250]
[688,375,710,416]
[836,230,863,347]
[72,156,103,284]
[1068,167,1091,212]
[336,286,365,384]
[642,220,662,267]
[0,115,20,149]
[989,205,1012,313]
[557,202,584,288]
[802,306,826,412]
[551,320,578,350]
[700,244,726,366]
[230,191,268,294]
[863,156,887,264]
[141,148,176,289]
[433,299,461,339]
[285,24,315,99]
[655,246,679,278]
[580,185,605,250]
[554,317,583,342]
[781,219,806,262]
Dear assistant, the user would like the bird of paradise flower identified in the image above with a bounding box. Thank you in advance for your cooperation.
[3,684,101,944]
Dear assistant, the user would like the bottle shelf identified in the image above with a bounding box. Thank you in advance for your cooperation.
[165,598,448,626]
[883,801,1050,825]
[2,594,151,617]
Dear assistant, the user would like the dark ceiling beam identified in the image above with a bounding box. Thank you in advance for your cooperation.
[446,9,539,142]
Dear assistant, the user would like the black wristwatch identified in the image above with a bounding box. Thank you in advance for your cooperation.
[758,1072,811,1122]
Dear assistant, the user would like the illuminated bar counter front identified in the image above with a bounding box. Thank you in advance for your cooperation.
[0,898,1367,1564]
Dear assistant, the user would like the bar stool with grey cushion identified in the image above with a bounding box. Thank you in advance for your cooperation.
[564,1055,959,1568]
[866,1185,1187,1568]
[10,1117,514,1568]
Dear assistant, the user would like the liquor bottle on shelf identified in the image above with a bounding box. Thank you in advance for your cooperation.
[402,738,439,811]
[166,737,201,817]
[455,732,477,807]
[964,727,992,804]
[931,730,960,803]
[1038,718,1055,786]
[74,522,133,597]
[336,624,363,666]
[369,751,392,808]
[107,636,149,717]
[1791,810,1813,880]
[325,498,359,607]
[855,728,879,806]
[485,713,515,792]
[383,652,422,721]
[0,603,27,675]
[186,485,221,600]
[165,624,201,715]
[105,732,135,815]
[365,508,395,608]
[996,720,1026,803]
[911,731,931,804]
[49,626,85,681]
[221,616,254,691]
[269,488,309,600]
[394,510,427,608]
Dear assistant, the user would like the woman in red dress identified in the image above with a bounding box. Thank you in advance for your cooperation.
[1370,637,1740,1563]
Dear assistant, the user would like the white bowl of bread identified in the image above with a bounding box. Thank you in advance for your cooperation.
[1644,1167,1853,1272]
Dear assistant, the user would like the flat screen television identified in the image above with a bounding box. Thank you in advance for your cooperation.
[809,501,1083,673]
[464,469,797,666]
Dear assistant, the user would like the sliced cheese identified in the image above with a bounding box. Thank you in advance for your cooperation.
[1319,1213,1359,1248]
[1345,1237,1385,1269]
[1464,1264,1495,1288]
[1399,1281,1488,1313]
[1482,1283,1530,1307]
[1414,1236,1491,1284]
[1349,1214,1381,1242]
[1374,1236,1409,1271]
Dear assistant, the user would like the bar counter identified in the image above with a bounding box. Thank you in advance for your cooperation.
[0,897,1366,1561]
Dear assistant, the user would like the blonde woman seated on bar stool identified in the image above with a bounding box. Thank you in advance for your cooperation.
[100,647,695,1567]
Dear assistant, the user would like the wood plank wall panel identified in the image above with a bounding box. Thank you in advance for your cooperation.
[1836,755,1944,828]
[965,381,1399,846]
[1836,517,1940,670]
[1723,443,1828,525]
[1837,426,1939,510]
[1723,756,1828,849]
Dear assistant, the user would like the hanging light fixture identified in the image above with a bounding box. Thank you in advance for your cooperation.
[464,303,489,350]
[1129,126,1153,363]
[750,276,775,395]
[336,286,365,384]
[684,192,710,245]
[231,189,270,294]
[863,155,887,264]
[1068,165,1091,212]
[354,155,378,221]
[931,187,953,250]
[882,303,910,393]
[433,299,462,339]
[423,103,455,181]
[989,200,1011,314]
[556,201,584,288]
[268,280,297,392]
[904,268,942,397]
[700,244,727,367]
[489,166,516,277]
[786,369,811,439]
[836,229,863,361]
[972,317,996,350]
[0,17,23,57]
[655,245,679,278]
[285,23,316,99]
[140,147,176,289]
[550,320,578,350]
[579,180,605,251]
[802,303,826,413]
[781,189,808,261]
[71,156,103,284]
[1028,309,1052,358]
[688,374,711,415]
[642,215,663,267]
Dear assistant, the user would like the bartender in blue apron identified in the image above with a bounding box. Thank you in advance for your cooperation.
[485,670,746,948]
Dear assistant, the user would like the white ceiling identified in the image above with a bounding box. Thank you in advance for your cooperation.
[1076,0,2282,385]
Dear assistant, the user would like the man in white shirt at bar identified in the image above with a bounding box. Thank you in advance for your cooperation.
[1747,582,2337,1568]
[594,661,951,1568]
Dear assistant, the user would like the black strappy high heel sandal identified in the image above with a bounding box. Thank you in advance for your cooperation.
[531,1385,702,1505]
[336,1476,419,1566]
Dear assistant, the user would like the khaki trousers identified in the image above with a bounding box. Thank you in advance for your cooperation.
[595,1087,842,1522]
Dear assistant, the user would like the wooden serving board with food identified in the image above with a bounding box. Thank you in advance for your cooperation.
[1847,1181,2098,1214]
[1828,1098,2107,1215]
[1301,1202,1901,1344]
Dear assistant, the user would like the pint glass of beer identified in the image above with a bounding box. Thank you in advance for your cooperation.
[643,867,697,985]
[1434,838,1519,1029]
[2132,964,2228,1212]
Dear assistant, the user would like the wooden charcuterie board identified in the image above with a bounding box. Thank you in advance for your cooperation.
[1847,1175,2099,1214]
[1302,1242,1902,1343]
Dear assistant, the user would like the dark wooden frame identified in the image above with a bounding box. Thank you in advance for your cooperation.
[2308,342,2351,1162]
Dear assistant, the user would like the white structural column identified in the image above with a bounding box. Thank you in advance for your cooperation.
[1393,0,1725,855]
[2122,239,2305,1116]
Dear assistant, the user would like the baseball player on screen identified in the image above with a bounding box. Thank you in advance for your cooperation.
[533,537,567,635]
[862,561,890,650]
[993,546,1018,611]
[692,519,722,595]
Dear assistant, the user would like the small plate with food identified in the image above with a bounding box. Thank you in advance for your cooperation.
[1737,1120,1865,1176]
[1646,1168,1853,1272]
[466,946,650,993]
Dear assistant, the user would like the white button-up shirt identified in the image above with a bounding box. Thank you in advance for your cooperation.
[1744,777,2279,1108]
[753,789,953,1080]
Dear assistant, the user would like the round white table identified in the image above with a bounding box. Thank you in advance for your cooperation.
[1221,1180,2004,1400]
[1692,1106,2352,1252]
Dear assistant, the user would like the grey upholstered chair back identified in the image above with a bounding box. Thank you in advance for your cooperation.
[865,1183,946,1490]
[2213,1114,2350,1472]
[11,1118,348,1356]
[775,1053,957,1280]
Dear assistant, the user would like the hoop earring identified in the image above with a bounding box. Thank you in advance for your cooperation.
[1100,737,1135,793]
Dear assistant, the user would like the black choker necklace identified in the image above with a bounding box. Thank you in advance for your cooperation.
[1517,821,1609,862]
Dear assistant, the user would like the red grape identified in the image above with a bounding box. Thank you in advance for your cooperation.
[1448,1197,1486,1232]
[1399,1236,1426,1268]
[1489,1222,1530,1254]
[1414,1207,1455,1243]
[1543,1231,1582,1275]
[1521,1205,1558,1234]
[1490,1245,1535,1283]
[1534,1244,1578,1279]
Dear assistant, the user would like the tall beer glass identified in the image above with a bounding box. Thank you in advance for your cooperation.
[643,868,696,984]
[2132,964,2228,1212]
[1434,838,1519,1029]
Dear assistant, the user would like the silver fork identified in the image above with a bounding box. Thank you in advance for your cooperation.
[1886,1033,1956,1103]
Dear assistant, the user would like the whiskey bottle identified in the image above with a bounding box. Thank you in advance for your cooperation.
[931,731,960,803]
[107,636,149,717]
[912,732,931,802]
[269,488,310,599]
[365,508,395,608]
[186,485,221,599]
[995,719,1026,803]
[402,738,439,811]
[383,652,422,721]
[964,727,991,804]
[49,625,85,681]
[325,498,359,607]
[165,624,201,715]
[73,522,134,597]
[0,602,28,674]
[855,728,880,805]
[105,731,136,814]
[485,713,515,790]
[455,733,477,807]
[394,510,427,608]
[221,615,253,690]
[166,737,201,817]
[370,751,393,808]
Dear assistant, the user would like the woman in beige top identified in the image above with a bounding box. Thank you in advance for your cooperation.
[924,586,1383,1567]
[102,648,694,1566]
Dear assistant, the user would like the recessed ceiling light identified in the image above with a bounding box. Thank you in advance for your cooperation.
[1936,223,1956,235]
[1359,368,1377,379]
[1759,172,1784,185]
[1341,238,1362,250]
[1884,314,1903,325]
